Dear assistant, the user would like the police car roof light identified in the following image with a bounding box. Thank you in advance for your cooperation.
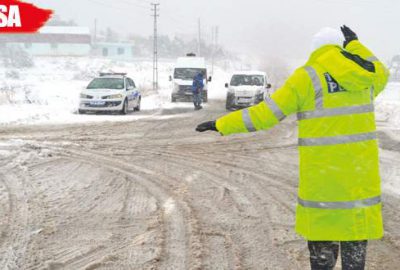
[99,72,127,77]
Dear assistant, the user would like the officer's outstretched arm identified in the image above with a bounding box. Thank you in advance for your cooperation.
[345,40,390,97]
[215,69,308,136]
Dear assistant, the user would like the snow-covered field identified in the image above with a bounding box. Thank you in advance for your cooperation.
[0,57,230,126]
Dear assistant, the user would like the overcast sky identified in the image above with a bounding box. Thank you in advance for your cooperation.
[29,0,399,61]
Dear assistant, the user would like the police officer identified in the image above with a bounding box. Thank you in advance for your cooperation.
[192,71,204,110]
[196,25,390,270]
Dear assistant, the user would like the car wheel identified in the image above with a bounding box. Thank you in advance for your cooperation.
[134,97,141,111]
[171,96,176,102]
[120,99,128,115]
[226,94,234,110]
[78,109,86,114]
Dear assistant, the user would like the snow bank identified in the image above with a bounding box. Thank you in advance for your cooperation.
[376,82,400,129]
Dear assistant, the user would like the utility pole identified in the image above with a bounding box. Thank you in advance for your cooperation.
[211,26,219,76]
[94,18,97,44]
[211,26,215,76]
[215,26,219,49]
[197,18,201,57]
[151,3,160,91]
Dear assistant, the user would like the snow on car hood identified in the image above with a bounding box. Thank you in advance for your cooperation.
[230,85,264,92]
[82,89,124,97]
[229,85,264,95]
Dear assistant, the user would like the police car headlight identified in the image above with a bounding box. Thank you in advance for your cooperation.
[104,94,124,99]
[80,94,92,99]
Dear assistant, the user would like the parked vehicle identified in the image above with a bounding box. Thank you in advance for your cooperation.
[225,71,271,110]
[79,72,141,114]
[170,54,212,103]
[390,55,400,82]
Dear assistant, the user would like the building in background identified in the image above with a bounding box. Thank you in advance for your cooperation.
[0,25,136,60]
[0,26,92,57]
[92,42,135,60]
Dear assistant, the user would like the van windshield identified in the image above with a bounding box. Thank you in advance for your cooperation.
[174,68,207,80]
[87,78,125,90]
[230,75,264,86]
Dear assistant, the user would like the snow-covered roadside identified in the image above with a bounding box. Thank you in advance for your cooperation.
[375,82,400,128]
[380,149,400,196]
[374,82,400,196]
[0,139,26,158]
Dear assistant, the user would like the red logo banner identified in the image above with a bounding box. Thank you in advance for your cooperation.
[0,0,53,33]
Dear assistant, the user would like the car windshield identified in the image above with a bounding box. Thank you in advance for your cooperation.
[174,68,206,80]
[230,75,265,86]
[87,78,125,90]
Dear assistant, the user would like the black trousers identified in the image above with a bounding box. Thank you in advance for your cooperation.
[308,241,368,270]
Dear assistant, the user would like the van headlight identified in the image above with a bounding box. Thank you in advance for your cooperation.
[173,83,179,93]
[103,94,124,99]
[256,92,264,101]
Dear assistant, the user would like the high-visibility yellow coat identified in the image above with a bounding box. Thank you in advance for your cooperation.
[216,40,390,241]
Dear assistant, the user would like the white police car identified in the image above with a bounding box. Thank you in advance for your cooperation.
[79,73,141,114]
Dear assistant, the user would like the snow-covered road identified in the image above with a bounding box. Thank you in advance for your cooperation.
[0,99,400,269]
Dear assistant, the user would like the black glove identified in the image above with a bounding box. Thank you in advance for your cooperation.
[341,25,358,48]
[196,121,218,132]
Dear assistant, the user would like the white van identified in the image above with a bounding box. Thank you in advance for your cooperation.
[170,54,212,102]
[225,71,271,110]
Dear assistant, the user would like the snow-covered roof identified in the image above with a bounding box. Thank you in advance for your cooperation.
[232,70,267,76]
[39,26,91,35]
[175,57,206,68]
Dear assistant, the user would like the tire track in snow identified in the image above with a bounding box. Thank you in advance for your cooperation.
[55,148,204,270]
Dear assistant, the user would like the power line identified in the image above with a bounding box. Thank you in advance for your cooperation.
[151,3,160,91]
[85,0,198,35]
[119,0,150,9]
[85,0,145,13]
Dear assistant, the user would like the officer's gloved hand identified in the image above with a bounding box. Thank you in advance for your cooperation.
[341,25,358,48]
[196,121,218,132]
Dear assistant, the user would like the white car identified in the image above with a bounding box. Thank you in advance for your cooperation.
[79,73,141,114]
[225,71,271,110]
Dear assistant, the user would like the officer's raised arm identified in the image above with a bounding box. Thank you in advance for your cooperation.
[341,25,390,97]
[196,68,310,136]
